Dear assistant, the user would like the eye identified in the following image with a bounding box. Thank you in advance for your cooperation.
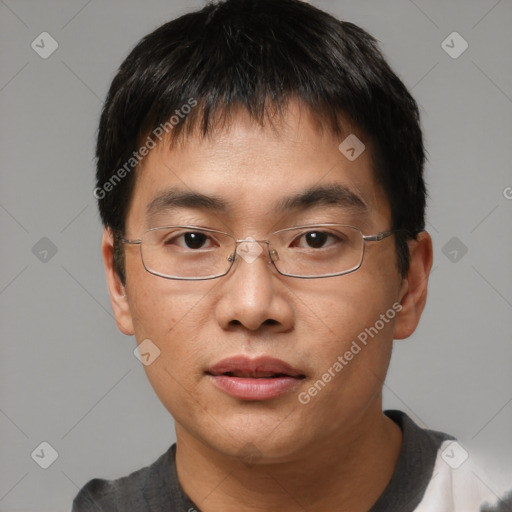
[164,231,214,250]
[291,230,341,249]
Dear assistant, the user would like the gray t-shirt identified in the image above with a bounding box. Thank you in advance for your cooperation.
[72,410,452,511]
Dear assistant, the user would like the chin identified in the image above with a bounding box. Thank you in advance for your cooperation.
[200,420,310,465]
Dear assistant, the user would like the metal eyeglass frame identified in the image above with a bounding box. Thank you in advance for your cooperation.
[120,224,397,280]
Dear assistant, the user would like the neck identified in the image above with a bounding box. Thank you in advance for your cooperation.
[174,406,402,512]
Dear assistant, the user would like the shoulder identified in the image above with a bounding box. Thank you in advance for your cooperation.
[416,440,511,512]
[384,409,455,483]
[387,411,511,512]
[379,410,507,512]
[72,477,120,511]
[71,447,174,512]
[371,410,454,512]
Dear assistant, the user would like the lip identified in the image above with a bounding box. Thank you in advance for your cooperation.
[206,356,305,401]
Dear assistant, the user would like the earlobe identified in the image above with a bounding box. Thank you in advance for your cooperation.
[101,229,135,336]
[393,231,433,340]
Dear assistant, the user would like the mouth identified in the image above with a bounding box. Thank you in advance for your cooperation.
[218,371,297,378]
[206,356,306,400]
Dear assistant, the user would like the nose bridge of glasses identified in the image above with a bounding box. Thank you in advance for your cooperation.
[235,237,270,243]
[230,237,274,265]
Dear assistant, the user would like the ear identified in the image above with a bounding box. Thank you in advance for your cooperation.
[101,229,134,336]
[394,231,433,340]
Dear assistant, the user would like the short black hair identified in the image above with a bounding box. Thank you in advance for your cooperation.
[95,0,426,283]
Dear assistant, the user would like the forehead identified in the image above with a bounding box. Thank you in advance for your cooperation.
[126,101,391,231]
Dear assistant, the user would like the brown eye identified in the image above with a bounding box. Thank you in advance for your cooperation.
[162,231,214,250]
[304,232,328,248]
[183,232,209,249]
[292,231,339,249]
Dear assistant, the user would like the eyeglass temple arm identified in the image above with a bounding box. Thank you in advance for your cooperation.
[120,238,142,245]
[362,230,395,242]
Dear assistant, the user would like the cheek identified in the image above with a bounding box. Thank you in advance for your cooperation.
[125,249,211,340]
[125,266,211,384]
[293,271,400,409]
[129,290,212,370]
[128,285,211,422]
[296,266,400,345]
[304,290,398,383]
[126,274,234,414]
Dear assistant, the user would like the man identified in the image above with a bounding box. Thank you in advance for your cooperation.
[74,0,507,510]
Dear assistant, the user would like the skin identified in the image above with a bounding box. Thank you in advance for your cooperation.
[102,100,433,511]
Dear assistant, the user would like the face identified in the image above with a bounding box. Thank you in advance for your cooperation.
[103,101,430,462]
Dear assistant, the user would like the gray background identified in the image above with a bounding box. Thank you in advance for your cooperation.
[1,0,511,510]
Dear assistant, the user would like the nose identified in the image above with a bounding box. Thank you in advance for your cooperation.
[214,239,294,333]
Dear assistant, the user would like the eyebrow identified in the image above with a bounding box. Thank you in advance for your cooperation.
[275,183,368,214]
[145,183,367,219]
[146,189,230,218]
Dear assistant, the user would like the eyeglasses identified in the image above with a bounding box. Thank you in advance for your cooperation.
[120,224,396,280]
